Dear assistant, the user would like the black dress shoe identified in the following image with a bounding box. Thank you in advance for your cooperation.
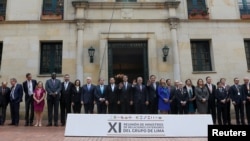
[46,123,52,127]
[54,123,58,127]
[30,123,33,126]
[61,123,65,126]
[25,123,29,126]
[8,123,14,126]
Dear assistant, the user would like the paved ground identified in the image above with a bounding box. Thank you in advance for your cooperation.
[0,120,207,141]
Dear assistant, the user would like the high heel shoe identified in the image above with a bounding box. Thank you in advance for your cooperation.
[34,123,38,127]
[39,123,42,127]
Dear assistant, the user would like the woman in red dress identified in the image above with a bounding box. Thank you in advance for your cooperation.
[33,81,46,127]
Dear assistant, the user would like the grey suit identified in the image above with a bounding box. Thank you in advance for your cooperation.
[45,78,62,126]
[195,86,209,114]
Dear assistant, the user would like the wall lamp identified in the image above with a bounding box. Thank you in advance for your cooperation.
[162,45,169,62]
[88,46,95,63]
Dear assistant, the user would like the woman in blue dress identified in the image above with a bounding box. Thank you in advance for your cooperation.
[158,78,170,114]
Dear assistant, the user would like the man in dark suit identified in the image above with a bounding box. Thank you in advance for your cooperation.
[132,77,149,114]
[176,82,189,114]
[81,77,96,113]
[215,81,228,125]
[229,77,246,125]
[233,77,249,125]
[167,79,178,114]
[0,81,11,125]
[119,75,133,114]
[22,73,37,126]
[205,76,217,124]
[60,74,73,126]
[45,72,62,127]
[95,78,108,114]
[146,75,159,114]
[9,78,23,126]
[220,78,232,125]
[106,77,120,114]
[245,77,250,125]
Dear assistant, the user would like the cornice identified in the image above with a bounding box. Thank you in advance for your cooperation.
[72,1,180,9]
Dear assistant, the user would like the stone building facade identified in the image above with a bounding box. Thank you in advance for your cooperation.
[0,0,250,86]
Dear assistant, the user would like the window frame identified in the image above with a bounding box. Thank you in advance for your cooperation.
[244,40,250,70]
[239,0,250,15]
[190,40,212,72]
[0,0,7,17]
[42,0,63,15]
[187,0,208,16]
[116,0,137,2]
[0,42,3,70]
[39,41,63,75]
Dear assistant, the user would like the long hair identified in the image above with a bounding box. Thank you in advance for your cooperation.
[74,79,81,86]
[196,78,204,87]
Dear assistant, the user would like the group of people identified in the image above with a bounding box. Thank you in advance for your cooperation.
[0,72,250,127]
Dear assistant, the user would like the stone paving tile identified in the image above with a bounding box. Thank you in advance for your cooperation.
[0,120,207,141]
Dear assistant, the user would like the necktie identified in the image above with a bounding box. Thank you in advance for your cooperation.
[64,82,67,90]
[111,84,114,92]
[100,85,104,94]
[209,84,212,93]
[11,87,15,99]
[53,79,55,86]
[140,85,142,91]
[124,82,127,90]
[153,83,156,90]
[88,84,90,91]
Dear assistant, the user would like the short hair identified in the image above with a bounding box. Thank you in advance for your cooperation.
[234,77,239,81]
[220,78,226,82]
[150,75,156,79]
[206,76,211,81]
[86,77,92,80]
[10,78,17,82]
[64,74,70,77]
[217,81,221,85]
[26,73,31,78]
[166,79,171,83]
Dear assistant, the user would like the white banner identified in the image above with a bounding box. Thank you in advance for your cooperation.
[65,114,213,137]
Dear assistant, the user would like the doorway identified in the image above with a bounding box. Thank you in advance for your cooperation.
[108,41,149,84]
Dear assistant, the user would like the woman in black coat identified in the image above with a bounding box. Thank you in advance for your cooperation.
[71,79,82,113]
[183,79,197,114]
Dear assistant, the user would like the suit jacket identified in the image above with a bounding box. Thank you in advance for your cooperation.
[71,86,82,103]
[106,84,119,104]
[94,85,108,104]
[175,88,189,106]
[229,84,245,104]
[205,83,216,102]
[0,86,11,106]
[60,81,74,103]
[10,84,23,103]
[215,88,228,105]
[119,82,133,103]
[22,79,37,100]
[183,85,197,109]
[169,86,177,102]
[81,84,96,104]
[132,84,149,103]
[146,82,159,103]
[195,86,209,101]
[45,78,62,100]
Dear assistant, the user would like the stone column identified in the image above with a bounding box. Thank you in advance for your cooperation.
[169,18,181,81]
[76,22,84,83]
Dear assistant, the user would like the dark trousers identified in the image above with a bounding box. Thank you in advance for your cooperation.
[121,101,130,114]
[149,98,158,114]
[72,102,81,113]
[25,95,34,124]
[134,102,146,114]
[234,102,245,125]
[108,102,117,114]
[10,101,20,125]
[60,101,71,124]
[245,102,250,125]
[97,102,107,114]
[47,96,59,125]
[170,100,178,114]
[226,101,231,124]
[207,100,216,124]
[83,103,94,113]
[217,104,227,125]
[0,104,7,125]
[178,105,188,114]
